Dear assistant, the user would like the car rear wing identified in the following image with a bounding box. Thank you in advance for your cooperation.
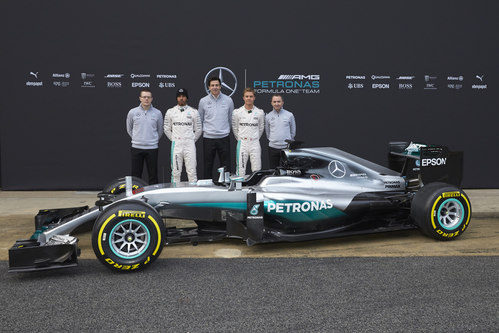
[388,142,463,187]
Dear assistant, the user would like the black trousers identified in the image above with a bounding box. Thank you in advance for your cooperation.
[203,136,230,179]
[268,147,283,169]
[131,147,158,184]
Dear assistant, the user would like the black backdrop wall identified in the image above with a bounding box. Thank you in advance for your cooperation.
[1,1,498,189]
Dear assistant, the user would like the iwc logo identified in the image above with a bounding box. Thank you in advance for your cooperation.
[328,160,346,178]
[204,66,237,97]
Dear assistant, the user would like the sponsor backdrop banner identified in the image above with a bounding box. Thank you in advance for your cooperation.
[1,1,498,189]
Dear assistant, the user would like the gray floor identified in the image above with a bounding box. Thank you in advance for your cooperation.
[1,257,498,332]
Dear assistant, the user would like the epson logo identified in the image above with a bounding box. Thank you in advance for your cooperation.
[421,158,447,167]
[278,74,320,80]
[266,200,333,213]
[131,82,150,88]
[372,83,390,89]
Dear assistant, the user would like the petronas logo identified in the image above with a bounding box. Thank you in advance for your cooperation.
[250,204,260,216]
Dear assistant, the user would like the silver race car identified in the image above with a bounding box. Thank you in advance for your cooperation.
[9,141,471,272]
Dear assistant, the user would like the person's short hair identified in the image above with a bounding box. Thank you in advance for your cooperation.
[243,87,255,96]
[271,94,283,101]
[208,77,221,86]
[139,88,152,97]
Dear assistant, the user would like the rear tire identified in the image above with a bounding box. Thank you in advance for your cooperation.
[92,200,165,272]
[411,182,471,241]
[102,176,148,195]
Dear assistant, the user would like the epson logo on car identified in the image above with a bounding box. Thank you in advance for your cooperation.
[266,200,333,213]
[421,158,447,166]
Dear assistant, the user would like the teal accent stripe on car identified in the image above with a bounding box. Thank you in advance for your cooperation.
[263,200,347,222]
[183,202,246,210]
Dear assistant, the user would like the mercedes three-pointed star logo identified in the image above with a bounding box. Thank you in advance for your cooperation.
[204,66,238,97]
[328,160,346,178]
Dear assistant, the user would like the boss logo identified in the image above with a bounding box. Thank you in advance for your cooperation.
[421,157,447,166]
[286,170,302,176]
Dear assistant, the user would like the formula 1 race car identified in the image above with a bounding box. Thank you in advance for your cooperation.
[9,141,471,273]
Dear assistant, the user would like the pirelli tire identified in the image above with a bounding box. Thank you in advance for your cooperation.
[92,200,166,272]
[101,177,148,195]
[411,182,472,241]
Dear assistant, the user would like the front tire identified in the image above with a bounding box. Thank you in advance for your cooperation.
[411,182,472,240]
[92,200,165,272]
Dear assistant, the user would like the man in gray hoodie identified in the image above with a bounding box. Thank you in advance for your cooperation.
[265,94,296,168]
[198,77,234,179]
[126,88,163,184]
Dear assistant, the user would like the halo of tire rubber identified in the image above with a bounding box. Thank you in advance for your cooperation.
[101,176,148,195]
[411,182,471,241]
[91,200,166,272]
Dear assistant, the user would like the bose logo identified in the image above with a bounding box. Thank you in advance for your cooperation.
[421,158,447,166]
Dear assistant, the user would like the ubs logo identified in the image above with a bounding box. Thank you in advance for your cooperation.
[204,66,237,97]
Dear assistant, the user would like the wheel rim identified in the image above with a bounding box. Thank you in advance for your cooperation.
[437,198,465,230]
[109,219,150,259]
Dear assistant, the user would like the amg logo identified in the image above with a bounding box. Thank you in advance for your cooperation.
[118,210,146,218]
[421,157,447,166]
[266,200,333,213]
[278,74,320,80]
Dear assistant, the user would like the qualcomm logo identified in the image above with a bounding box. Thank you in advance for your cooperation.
[328,160,346,178]
[204,66,237,97]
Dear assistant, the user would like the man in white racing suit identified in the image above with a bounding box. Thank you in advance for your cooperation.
[164,88,202,183]
[232,87,265,177]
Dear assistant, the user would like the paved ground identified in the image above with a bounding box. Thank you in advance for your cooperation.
[1,257,498,332]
